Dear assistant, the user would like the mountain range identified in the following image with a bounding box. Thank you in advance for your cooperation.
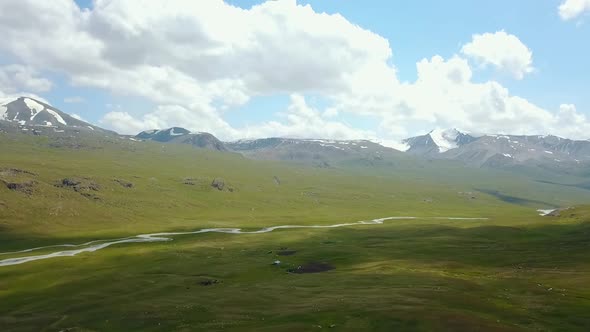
[402,128,590,168]
[2,96,590,172]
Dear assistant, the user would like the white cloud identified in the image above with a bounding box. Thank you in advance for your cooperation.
[101,104,238,137]
[554,104,590,138]
[322,107,340,118]
[383,55,590,140]
[559,0,590,20]
[0,0,587,144]
[0,0,398,140]
[0,63,53,106]
[0,90,50,106]
[238,94,375,140]
[0,0,392,107]
[461,31,534,80]
[101,111,148,134]
[101,94,374,142]
[0,64,53,93]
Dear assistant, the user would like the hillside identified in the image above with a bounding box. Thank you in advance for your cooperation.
[2,129,590,331]
[2,130,590,331]
[226,137,403,167]
[1,130,589,244]
[135,127,227,151]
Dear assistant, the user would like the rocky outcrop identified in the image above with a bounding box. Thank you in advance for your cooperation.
[211,178,225,191]
[114,179,133,188]
[56,177,101,200]
[3,180,36,195]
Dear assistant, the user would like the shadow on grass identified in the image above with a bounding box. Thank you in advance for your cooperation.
[1,220,590,331]
[475,188,556,207]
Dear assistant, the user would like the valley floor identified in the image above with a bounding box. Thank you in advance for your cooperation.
[1,212,590,331]
[1,133,590,331]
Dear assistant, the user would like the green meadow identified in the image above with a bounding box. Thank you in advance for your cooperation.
[1,133,590,331]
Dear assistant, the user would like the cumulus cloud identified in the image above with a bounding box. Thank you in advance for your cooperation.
[100,111,149,134]
[238,94,375,140]
[559,0,590,20]
[0,0,391,106]
[0,0,587,143]
[101,94,374,142]
[0,64,53,93]
[101,104,238,137]
[384,55,590,140]
[0,90,50,106]
[554,104,590,138]
[461,31,534,80]
[0,0,399,140]
[0,63,53,106]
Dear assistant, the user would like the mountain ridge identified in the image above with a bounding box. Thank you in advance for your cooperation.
[404,129,590,168]
[135,127,227,151]
[4,95,590,171]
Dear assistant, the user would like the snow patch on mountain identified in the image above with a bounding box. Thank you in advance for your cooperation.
[45,109,67,125]
[23,98,45,115]
[376,139,410,151]
[169,127,185,136]
[392,141,411,152]
[429,128,461,152]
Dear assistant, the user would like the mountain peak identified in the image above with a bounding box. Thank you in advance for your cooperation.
[429,128,461,135]
[136,127,191,141]
[428,128,465,152]
[403,128,475,155]
[0,96,104,132]
[134,127,226,151]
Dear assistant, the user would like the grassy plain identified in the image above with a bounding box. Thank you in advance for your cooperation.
[1,133,589,331]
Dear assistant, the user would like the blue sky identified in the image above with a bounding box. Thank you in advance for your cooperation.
[0,0,588,144]
[222,0,589,129]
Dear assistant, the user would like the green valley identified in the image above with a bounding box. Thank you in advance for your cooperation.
[1,131,589,331]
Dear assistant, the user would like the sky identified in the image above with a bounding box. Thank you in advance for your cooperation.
[0,0,589,147]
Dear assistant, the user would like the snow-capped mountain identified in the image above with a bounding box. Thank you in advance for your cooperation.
[135,127,227,151]
[403,128,590,168]
[444,134,590,167]
[3,94,590,173]
[0,97,100,131]
[403,128,477,155]
[136,127,192,142]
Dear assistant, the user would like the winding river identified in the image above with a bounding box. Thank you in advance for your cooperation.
[0,216,488,267]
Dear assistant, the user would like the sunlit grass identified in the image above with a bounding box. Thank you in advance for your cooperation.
[1,133,590,331]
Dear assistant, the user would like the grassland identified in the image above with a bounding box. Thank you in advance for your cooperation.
[1,132,590,331]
